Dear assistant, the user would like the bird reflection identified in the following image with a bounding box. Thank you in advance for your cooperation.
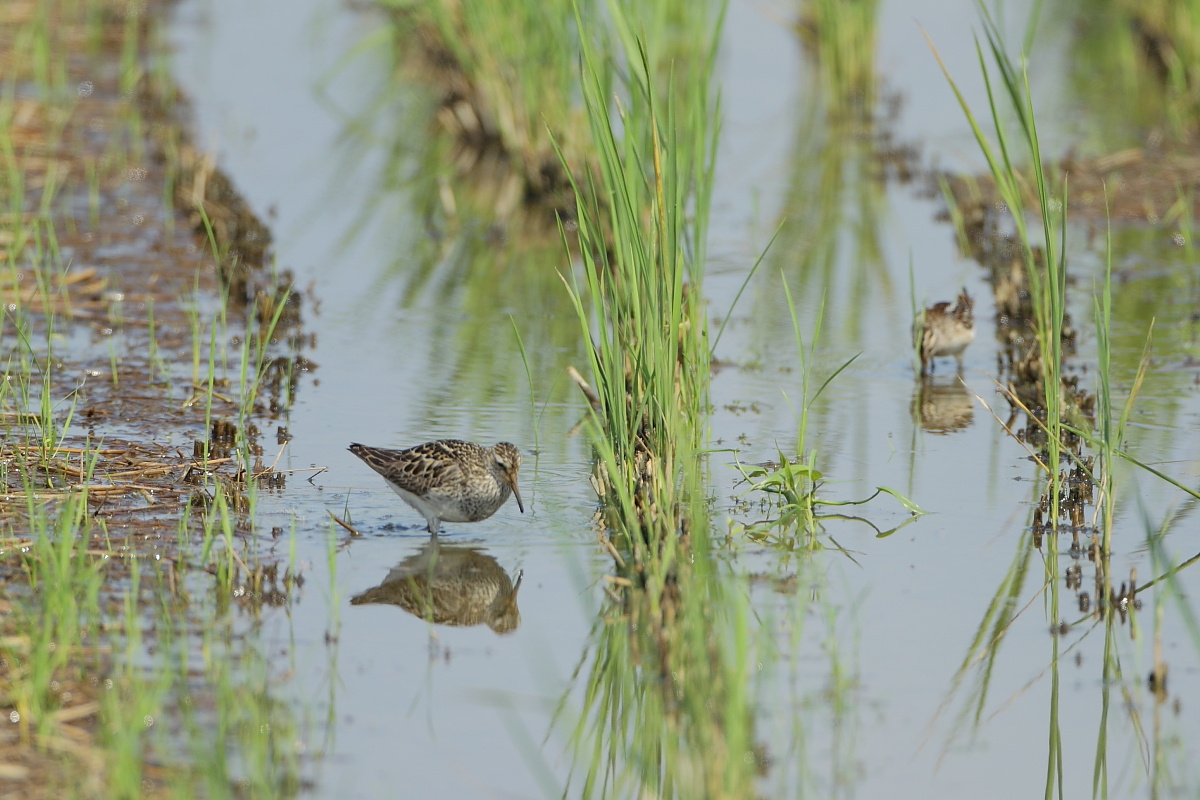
[913,376,974,433]
[350,541,522,634]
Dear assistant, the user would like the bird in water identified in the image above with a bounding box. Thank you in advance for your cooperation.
[348,440,524,534]
[918,288,974,376]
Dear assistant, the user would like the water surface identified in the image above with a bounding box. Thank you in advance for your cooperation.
[170,0,1200,796]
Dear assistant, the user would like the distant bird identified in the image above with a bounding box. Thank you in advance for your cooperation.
[919,288,974,376]
[350,541,523,634]
[348,440,523,534]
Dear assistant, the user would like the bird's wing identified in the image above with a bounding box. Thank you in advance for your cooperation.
[380,441,468,495]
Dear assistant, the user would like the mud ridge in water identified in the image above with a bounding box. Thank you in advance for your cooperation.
[382,7,584,231]
[937,139,1200,226]
[920,127,1168,653]
[0,0,315,792]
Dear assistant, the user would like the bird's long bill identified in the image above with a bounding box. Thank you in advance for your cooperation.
[508,471,525,513]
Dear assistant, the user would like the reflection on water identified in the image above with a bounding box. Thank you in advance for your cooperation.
[912,376,974,433]
[568,553,767,799]
[350,541,522,633]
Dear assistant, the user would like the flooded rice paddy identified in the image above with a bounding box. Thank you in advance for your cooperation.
[3,0,1199,796]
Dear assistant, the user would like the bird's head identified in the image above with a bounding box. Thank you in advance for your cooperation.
[492,442,524,513]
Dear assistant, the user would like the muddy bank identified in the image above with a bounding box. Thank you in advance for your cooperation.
[0,0,313,793]
[2,2,310,517]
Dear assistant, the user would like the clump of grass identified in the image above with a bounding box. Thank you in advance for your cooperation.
[382,0,720,225]
[5,490,102,742]
[380,0,590,217]
[1115,0,1200,129]
[932,9,1200,534]
[929,12,1200,793]
[549,3,772,796]
[559,0,718,551]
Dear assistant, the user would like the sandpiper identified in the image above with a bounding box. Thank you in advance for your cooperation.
[348,440,524,534]
[919,288,974,376]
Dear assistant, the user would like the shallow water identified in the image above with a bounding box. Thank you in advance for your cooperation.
[170,0,1200,796]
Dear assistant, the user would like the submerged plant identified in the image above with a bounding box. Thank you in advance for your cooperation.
[1107,0,1200,130]
[732,280,922,546]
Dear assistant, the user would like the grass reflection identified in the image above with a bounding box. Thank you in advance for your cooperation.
[766,93,890,353]
[568,549,760,798]
[797,0,881,117]
[935,465,1200,795]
